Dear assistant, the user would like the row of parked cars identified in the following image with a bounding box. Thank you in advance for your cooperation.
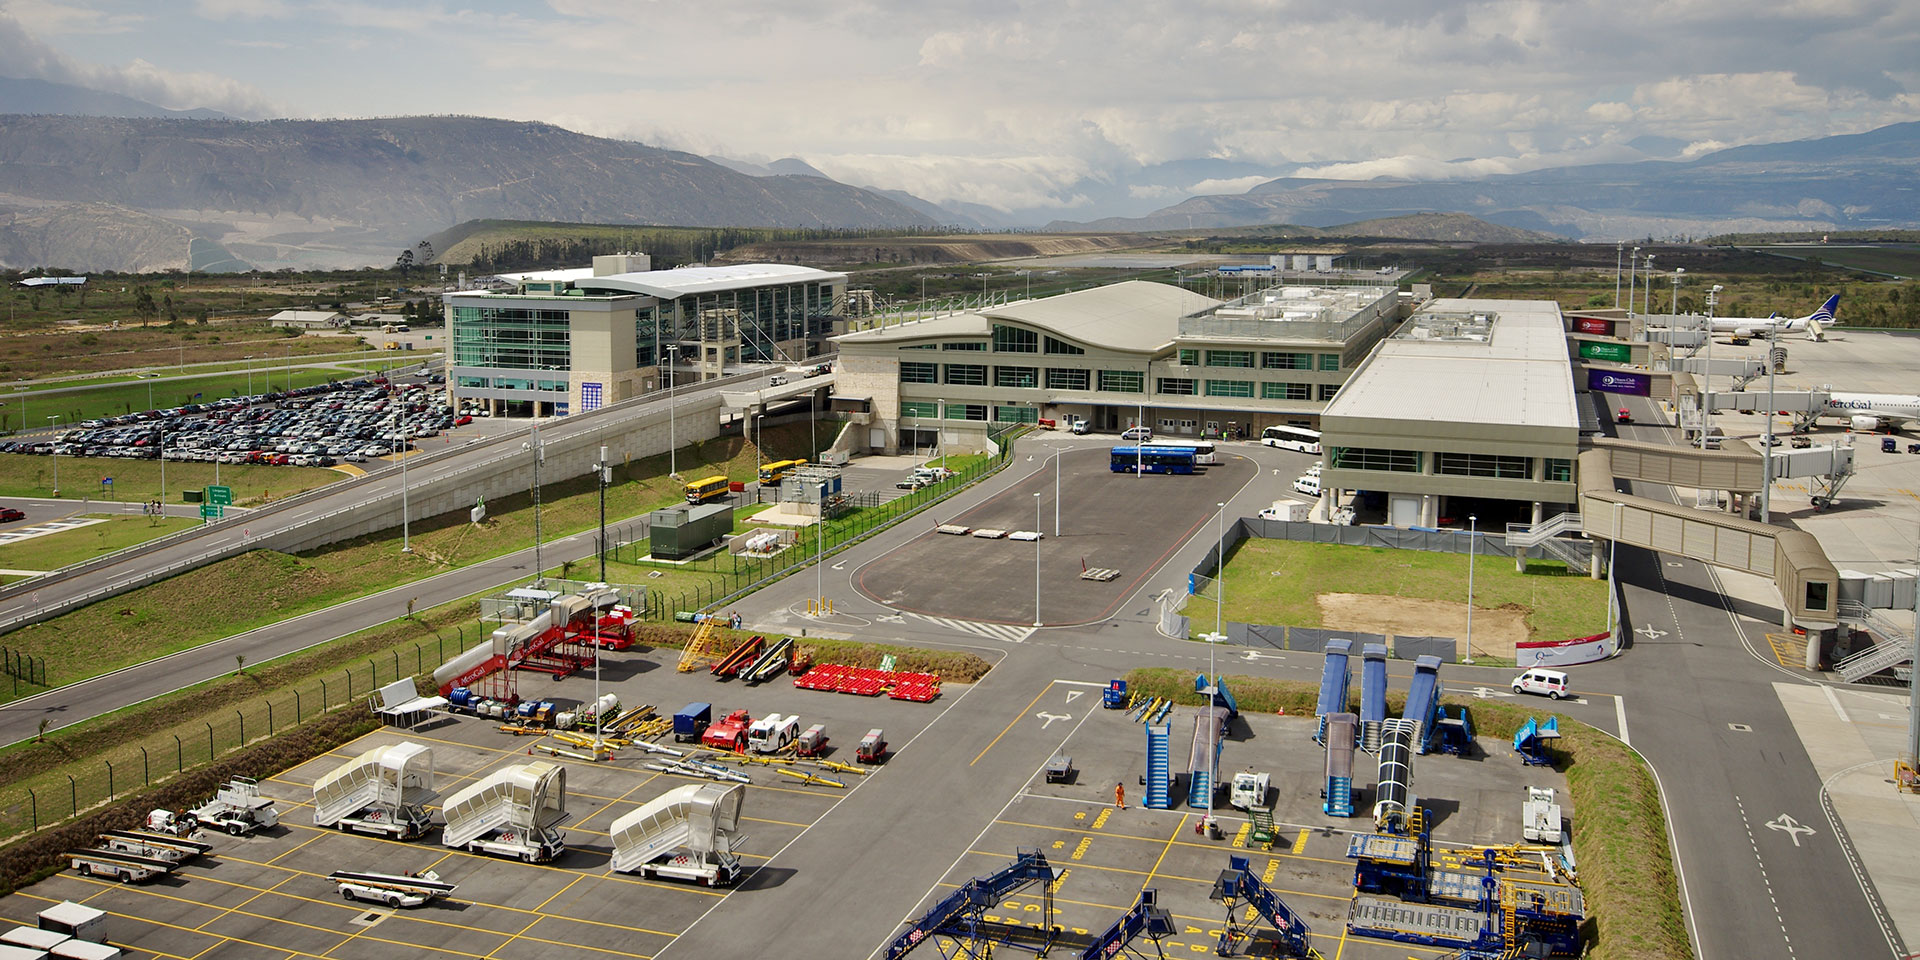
[9,377,464,468]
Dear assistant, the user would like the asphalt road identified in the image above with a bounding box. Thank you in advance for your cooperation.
[0,369,764,633]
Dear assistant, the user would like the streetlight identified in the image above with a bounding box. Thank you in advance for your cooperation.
[1763,322,1778,523]
[1669,268,1683,322]
[244,355,254,398]
[666,344,677,480]
[1464,514,1477,665]
[396,387,412,552]
[596,445,611,581]
[46,415,58,496]
[1203,500,1229,835]
[1702,285,1723,465]
[1615,241,1624,309]
[1627,247,1640,316]
[936,399,945,466]
[1607,501,1622,648]
[1033,493,1043,628]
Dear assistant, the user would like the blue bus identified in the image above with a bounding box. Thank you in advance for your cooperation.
[1110,445,1198,475]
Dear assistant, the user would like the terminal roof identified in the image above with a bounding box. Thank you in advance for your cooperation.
[576,263,847,299]
[838,280,1220,354]
[1327,298,1576,430]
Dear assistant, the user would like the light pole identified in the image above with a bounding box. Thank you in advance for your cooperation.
[1640,254,1654,319]
[1033,493,1043,628]
[1464,515,1477,665]
[1135,401,1143,477]
[666,345,677,480]
[1627,247,1640,316]
[244,355,254,399]
[1763,322,1778,523]
[1615,241,1624,309]
[1702,286,1723,466]
[46,416,58,496]
[1208,500,1229,834]
[396,389,411,552]
[596,445,611,582]
[1669,268,1683,323]
[936,399,945,466]
[1607,501,1622,649]
[1054,444,1067,537]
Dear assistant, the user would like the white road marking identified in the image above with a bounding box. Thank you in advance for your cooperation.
[903,611,1034,644]
[1820,684,1850,723]
[1614,695,1630,745]
[1765,813,1816,847]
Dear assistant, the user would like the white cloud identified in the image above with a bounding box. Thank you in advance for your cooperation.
[193,0,292,20]
[0,9,276,116]
[1185,175,1272,196]
[0,0,137,34]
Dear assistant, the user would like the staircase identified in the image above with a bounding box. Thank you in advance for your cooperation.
[1247,807,1278,850]
[1361,720,1383,754]
[1144,725,1173,809]
[1187,768,1214,809]
[440,792,510,848]
[1835,639,1913,683]
[1504,514,1588,569]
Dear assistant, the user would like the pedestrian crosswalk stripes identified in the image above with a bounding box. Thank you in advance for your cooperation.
[904,611,1035,643]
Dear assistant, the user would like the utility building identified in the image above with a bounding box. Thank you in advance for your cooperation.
[445,254,846,417]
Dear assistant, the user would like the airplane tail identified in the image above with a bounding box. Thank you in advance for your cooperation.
[1805,293,1841,341]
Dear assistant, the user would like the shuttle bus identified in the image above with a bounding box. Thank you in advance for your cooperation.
[684,475,731,504]
[1110,445,1198,475]
[1260,425,1322,454]
[1147,438,1216,464]
[757,459,806,486]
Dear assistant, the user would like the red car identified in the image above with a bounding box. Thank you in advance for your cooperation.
[0,508,23,522]
[454,415,473,426]
[1616,408,1632,424]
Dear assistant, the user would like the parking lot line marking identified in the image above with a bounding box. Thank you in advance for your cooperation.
[57,878,358,959]
[991,815,1352,867]
[1136,817,1186,892]
[265,830,326,865]
[1292,829,1309,855]
[971,680,1059,766]
[533,875,585,914]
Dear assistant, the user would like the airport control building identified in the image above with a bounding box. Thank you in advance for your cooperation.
[444,254,847,417]
[833,280,1401,454]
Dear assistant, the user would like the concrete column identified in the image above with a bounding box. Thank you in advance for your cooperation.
[1805,626,1823,671]
[1590,544,1604,579]
[1531,501,1544,524]
[1420,495,1436,528]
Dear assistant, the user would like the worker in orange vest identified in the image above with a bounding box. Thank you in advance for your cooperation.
[1114,782,1126,809]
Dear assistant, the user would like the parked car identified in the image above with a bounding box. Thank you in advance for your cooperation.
[1120,426,1153,441]
[0,508,24,522]
[1511,668,1569,700]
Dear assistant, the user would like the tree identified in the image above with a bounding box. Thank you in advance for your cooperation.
[415,240,434,262]
[234,654,246,675]
[395,249,415,276]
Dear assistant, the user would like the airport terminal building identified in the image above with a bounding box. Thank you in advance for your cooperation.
[445,255,847,417]
[833,280,1401,454]
[1319,299,1579,528]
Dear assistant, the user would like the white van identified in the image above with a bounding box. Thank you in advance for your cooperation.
[1292,473,1321,497]
[1121,426,1153,441]
[747,714,800,754]
[1511,668,1569,700]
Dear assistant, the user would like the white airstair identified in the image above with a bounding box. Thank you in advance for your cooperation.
[313,742,436,827]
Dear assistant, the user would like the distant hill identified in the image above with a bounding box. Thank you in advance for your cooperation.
[0,115,937,272]
[0,76,232,120]
[1166,213,1557,243]
[707,154,985,228]
[1049,122,1920,238]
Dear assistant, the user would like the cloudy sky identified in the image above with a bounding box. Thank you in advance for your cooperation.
[3,0,1917,221]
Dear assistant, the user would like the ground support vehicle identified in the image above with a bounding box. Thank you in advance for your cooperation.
[1102,680,1128,709]
[1228,770,1270,810]
[96,830,211,865]
[66,848,174,883]
[187,778,280,836]
[794,724,829,758]
[330,869,457,908]
[857,728,888,763]
[1044,754,1073,784]
[1522,787,1564,843]
[312,742,438,840]
[747,714,799,754]
[440,760,569,863]
[673,702,713,742]
[610,783,746,887]
[701,709,752,752]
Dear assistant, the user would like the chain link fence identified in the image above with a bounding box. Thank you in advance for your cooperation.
[0,647,46,693]
[0,624,483,840]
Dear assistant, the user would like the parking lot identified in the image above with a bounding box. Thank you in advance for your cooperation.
[0,645,958,960]
[855,446,1258,625]
[6,371,460,470]
[897,704,1568,959]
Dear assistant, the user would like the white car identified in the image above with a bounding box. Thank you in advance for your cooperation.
[1121,426,1153,441]
[1511,668,1569,700]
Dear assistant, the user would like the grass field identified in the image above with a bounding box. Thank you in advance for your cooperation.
[0,426,832,704]
[1179,539,1607,645]
[0,515,199,572]
[1740,244,1920,278]
[0,456,343,505]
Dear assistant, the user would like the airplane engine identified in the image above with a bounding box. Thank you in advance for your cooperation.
[1851,414,1883,432]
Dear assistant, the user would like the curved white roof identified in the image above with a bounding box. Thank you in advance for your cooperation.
[837,280,1220,354]
[576,263,847,299]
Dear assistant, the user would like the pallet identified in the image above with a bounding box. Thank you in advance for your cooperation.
[1080,567,1120,581]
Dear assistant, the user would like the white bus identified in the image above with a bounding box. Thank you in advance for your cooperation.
[1260,425,1322,454]
[1146,438,1217,464]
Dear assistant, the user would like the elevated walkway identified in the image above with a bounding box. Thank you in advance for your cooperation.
[312,741,436,827]
[440,760,568,849]
[718,372,837,413]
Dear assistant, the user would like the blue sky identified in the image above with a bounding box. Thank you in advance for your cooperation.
[3,0,1917,218]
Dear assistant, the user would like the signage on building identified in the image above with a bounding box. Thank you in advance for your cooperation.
[580,382,603,412]
[1587,369,1650,395]
[1578,341,1631,363]
[1574,317,1613,335]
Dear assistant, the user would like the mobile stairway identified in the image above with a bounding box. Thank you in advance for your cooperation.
[1144,724,1174,809]
[610,782,745,886]
[440,760,570,861]
[1402,655,1444,755]
[1514,716,1561,766]
[1323,712,1357,817]
[1314,639,1352,744]
[1211,853,1324,958]
[312,741,438,839]
[709,636,763,678]
[884,848,1062,959]
[1373,719,1418,834]
[1188,705,1230,809]
[1358,644,1388,752]
[742,636,794,684]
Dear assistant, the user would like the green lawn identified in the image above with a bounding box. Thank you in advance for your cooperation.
[0,515,199,572]
[1180,539,1607,645]
[0,456,343,505]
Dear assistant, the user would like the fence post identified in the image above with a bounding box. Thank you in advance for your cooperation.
[438,634,444,664]
[267,699,274,735]
[346,669,353,701]
[414,643,424,675]
[205,722,213,761]
[320,678,328,711]
[294,688,302,722]
[66,775,75,820]
[236,709,245,747]
[27,788,35,830]
[393,650,400,680]
[105,759,113,799]
[173,734,182,772]
[141,746,149,786]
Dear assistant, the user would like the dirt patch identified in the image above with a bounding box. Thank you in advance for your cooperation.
[1317,593,1528,658]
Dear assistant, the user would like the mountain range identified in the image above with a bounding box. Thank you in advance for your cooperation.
[1046,122,1920,239]
[0,114,935,272]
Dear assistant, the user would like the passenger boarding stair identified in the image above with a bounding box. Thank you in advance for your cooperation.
[1144,724,1173,809]
[1211,853,1323,958]
[1504,513,1586,569]
[440,762,568,849]
[1835,635,1913,683]
[884,848,1062,959]
[609,783,743,874]
[312,742,436,828]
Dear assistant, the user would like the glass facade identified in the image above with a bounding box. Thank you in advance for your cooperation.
[1157,378,1197,395]
[632,279,838,366]
[944,364,987,386]
[1099,370,1144,393]
[1046,368,1090,391]
[900,400,939,418]
[1043,336,1084,355]
[943,341,987,351]
[1545,458,1573,482]
[994,366,1038,388]
[452,305,572,372]
[1319,353,1341,371]
[1205,379,1254,397]
[946,403,988,421]
[1331,447,1422,472]
[1262,382,1309,400]
[1436,452,1532,479]
[994,405,1038,423]
[1262,351,1311,370]
[901,361,939,384]
[1206,350,1254,368]
[993,324,1038,353]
